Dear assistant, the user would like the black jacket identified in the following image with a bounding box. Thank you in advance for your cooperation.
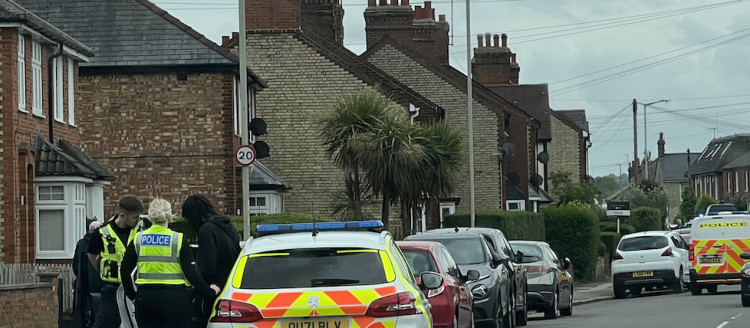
[196,215,241,288]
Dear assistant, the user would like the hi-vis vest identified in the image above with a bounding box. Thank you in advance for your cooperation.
[134,225,190,286]
[99,222,138,284]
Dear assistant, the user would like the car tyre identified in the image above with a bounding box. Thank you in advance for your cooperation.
[707,285,718,294]
[672,268,685,294]
[544,290,559,319]
[613,283,626,299]
[742,280,750,307]
[560,290,573,317]
[689,280,702,295]
[502,293,515,328]
[516,286,528,326]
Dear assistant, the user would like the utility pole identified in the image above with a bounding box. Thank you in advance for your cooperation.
[238,0,251,240]
[466,0,476,227]
[632,99,639,185]
[642,99,669,180]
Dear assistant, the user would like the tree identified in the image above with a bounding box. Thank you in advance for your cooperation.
[549,171,600,206]
[679,185,697,218]
[616,183,668,219]
[593,174,621,199]
[695,193,718,215]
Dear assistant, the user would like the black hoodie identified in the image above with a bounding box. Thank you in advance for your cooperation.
[196,215,241,288]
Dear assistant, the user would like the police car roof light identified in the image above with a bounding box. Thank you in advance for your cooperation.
[256,220,384,236]
[706,211,750,216]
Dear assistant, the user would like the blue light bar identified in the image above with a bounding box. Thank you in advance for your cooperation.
[256,220,384,236]
[706,211,750,216]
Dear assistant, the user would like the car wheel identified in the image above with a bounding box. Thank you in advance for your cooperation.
[515,289,528,327]
[689,280,702,295]
[544,290,559,319]
[613,283,626,299]
[502,293,515,328]
[630,287,642,296]
[707,285,718,294]
[560,291,573,316]
[672,268,685,293]
[742,280,750,307]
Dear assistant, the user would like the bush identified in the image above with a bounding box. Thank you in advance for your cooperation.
[627,207,662,232]
[599,221,635,235]
[543,203,600,280]
[598,241,607,257]
[600,232,622,260]
[444,210,545,241]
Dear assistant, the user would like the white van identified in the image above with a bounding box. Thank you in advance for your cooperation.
[688,213,750,295]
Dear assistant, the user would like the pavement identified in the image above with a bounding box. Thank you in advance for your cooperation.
[572,279,613,305]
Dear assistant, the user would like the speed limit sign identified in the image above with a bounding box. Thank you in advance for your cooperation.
[235,145,257,166]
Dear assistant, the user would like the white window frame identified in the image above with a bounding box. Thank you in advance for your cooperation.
[439,203,456,228]
[735,171,739,193]
[36,177,90,259]
[32,41,43,116]
[18,33,27,112]
[68,58,75,126]
[506,200,525,211]
[745,170,748,192]
[728,172,732,193]
[54,56,64,122]
[248,191,283,215]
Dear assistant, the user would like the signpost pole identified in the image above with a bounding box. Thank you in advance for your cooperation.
[239,0,251,241]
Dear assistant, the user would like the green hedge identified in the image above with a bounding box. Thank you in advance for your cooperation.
[627,207,662,232]
[600,232,622,260]
[444,210,545,241]
[170,213,334,242]
[543,203,600,280]
[599,221,635,235]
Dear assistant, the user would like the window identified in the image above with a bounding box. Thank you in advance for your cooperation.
[38,209,65,251]
[439,203,456,227]
[38,186,64,201]
[67,59,75,125]
[506,200,525,211]
[402,250,438,276]
[36,180,89,259]
[32,41,43,116]
[18,34,26,112]
[54,56,64,122]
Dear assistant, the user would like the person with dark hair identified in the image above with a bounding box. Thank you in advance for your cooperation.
[73,221,103,327]
[181,194,241,327]
[87,196,144,328]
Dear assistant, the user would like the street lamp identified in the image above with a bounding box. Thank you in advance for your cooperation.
[642,99,669,180]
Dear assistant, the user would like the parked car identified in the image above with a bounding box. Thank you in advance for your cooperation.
[397,241,479,328]
[689,213,750,295]
[509,241,573,319]
[704,203,737,215]
[426,227,528,326]
[611,231,690,299]
[740,252,750,307]
[405,232,515,328]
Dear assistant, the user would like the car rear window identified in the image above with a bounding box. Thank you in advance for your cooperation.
[511,244,543,263]
[436,238,487,265]
[618,236,668,251]
[402,250,438,276]
[240,248,388,289]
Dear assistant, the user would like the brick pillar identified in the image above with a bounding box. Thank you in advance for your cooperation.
[471,33,512,86]
[301,0,345,45]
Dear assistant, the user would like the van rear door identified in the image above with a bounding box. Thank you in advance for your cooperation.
[691,216,750,275]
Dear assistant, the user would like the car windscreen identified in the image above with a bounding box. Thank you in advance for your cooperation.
[510,244,543,263]
[435,238,487,265]
[618,236,668,251]
[402,250,439,276]
[240,248,388,289]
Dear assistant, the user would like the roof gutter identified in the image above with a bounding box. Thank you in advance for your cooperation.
[48,43,63,143]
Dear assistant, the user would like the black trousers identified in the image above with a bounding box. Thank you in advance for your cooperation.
[93,284,120,328]
[135,285,192,328]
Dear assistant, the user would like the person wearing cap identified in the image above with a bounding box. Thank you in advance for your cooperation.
[120,198,220,328]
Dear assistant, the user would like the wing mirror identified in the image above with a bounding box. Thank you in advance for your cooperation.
[741,253,750,260]
[515,250,525,263]
[463,269,480,282]
[562,257,572,270]
[419,272,444,290]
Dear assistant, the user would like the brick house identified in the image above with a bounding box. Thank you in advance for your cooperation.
[360,2,542,219]
[721,153,750,207]
[552,109,591,183]
[1,0,113,263]
[652,133,691,219]
[242,0,446,234]
[18,0,271,216]
[690,134,750,202]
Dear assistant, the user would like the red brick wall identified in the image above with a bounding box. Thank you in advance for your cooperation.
[1,29,81,263]
[0,284,58,328]
[246,0,301,31]
[76,71,241,215]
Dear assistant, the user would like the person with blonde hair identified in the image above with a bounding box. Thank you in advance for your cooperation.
[120,198,219,328]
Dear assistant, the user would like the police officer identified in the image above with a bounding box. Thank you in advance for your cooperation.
[120,198,219,328]
[87,196,144,328]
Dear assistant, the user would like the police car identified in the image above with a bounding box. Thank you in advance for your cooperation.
[689,211,750,296]
[208,220,440,328]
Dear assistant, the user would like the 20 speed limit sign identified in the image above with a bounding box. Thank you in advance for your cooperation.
[235,145,257,166]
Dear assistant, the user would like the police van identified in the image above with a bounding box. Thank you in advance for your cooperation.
[689,211,750,295]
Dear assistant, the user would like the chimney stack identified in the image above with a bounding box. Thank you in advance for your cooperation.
[471,32,515,86]
[246,0,301,31]
[501,33,507,47]
[658,132,666,158]
[301,0,345,45]
[510,53,520,84]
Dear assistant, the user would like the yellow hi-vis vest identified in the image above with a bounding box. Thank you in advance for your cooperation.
[99,223,138,283]
[134,225,190,286]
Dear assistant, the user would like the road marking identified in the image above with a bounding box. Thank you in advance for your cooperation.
[717,321,728,328]
[731,312,742,320]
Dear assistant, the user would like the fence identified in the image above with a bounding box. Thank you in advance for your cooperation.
[0,263,75,312]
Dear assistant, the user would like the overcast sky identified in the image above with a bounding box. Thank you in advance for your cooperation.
[152,0,750,178]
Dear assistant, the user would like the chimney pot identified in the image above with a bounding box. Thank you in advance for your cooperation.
[391,0,398,6]
[424,1,431,9]
[439,14,445,22]
[501,33,508,47]
[477,34,483,47]
[493,34,499,47]
[368,0,376,6]
[484,33,491,48]
[414,5,422,19]
[222,36,229,46]
[511,53,516,63]
[431,8,435,19]
[232,32,239,39]
[402,0,409,5]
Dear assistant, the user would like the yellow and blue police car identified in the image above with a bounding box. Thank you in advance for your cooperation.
[208,220,441,328]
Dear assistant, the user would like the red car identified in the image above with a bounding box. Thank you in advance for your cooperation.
[397,241,478,328]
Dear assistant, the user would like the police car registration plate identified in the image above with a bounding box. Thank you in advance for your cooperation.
[282,318,350,328]
[632,271,653,277]
[699,257,723,264]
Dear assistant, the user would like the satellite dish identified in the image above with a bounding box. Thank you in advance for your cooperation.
[537,151,550,164]
[529,174,544,187]
[501,142,516,156]
[508,173,521,187]
[253,141,270,159]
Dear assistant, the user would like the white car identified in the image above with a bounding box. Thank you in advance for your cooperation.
[611,231,691,298]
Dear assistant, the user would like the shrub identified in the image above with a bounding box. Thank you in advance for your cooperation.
[627,207,662,232]
[444,210,545,241]
[599,221,635,235]
[543,203,600,280]
[598,241,607,257]
[600,232,622,260]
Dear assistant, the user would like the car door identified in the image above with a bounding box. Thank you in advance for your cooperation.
[438,247,472,314]
[544,246,572,301]
[670,233,689,273]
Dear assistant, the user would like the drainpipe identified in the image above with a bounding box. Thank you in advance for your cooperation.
[409,105,420,124]
[48,43,64,142]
